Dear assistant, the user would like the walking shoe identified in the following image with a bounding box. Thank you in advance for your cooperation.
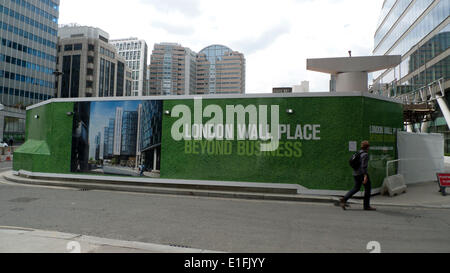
[338,198,348,210]
[364,207,377,211]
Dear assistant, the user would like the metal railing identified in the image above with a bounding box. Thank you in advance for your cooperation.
[386,157,445,179]
[398,78,445,105]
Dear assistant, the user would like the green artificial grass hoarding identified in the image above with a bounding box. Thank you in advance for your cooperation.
[14,94,403,191]
[161,96,403,190]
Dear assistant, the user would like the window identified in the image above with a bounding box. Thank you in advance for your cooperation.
[64,44,73,51]
[74,43,82,50]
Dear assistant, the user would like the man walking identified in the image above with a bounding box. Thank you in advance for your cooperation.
[340,141,376,211]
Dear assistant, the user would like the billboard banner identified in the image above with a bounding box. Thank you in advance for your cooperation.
[16,95,401,191]
[71,100,162,177]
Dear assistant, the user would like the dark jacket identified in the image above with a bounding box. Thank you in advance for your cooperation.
[353,150,369,176]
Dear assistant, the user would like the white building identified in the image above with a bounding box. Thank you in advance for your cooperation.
[111,38,149,96]
[293,81,310,93]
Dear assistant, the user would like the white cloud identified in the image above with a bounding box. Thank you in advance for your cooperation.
[59,0,384,93]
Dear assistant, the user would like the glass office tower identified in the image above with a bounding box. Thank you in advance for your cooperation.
[372,0,449,147]
[0,0,59,142]
[373,0,448,92]
[0,0,59,106]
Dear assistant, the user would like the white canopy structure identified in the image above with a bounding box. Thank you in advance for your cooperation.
[307,55,401,92]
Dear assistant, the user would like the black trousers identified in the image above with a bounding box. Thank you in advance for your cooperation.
[343,174,372,209]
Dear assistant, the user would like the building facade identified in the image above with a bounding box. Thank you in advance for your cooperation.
[148,43,196,96]
[293,81,310,93]
[148,43,246,95]
[136,100,162,171]
[0,0,60,142]
[57,25,132,98]
[371,0,449,150]
[110,38,148,97]
[196,45,245,95]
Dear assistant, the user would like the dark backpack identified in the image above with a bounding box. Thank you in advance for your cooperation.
[349,151,362,170]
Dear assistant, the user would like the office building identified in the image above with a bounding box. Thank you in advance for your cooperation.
[57,25,132,98]
[120,110,138,157]
[94,132,101,161]
[371,0,449,148]
[0,0,60,142]
[136,100,162,171]
[196,45,245,94]
[148,43,246,95]
[111,38,148,96]
[103,118,114,159]
[148,43,196,96]
[293,81,310,93]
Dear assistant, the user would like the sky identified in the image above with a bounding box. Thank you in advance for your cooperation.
[59,0,385,93]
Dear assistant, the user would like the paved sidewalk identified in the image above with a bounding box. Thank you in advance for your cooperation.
[0,227,218,253]
[355,181,450,209]
[2,170,450,209]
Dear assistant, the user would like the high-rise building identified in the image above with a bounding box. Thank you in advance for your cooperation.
[0,0,60,142]
[293,81,310,93]
[94,132,101,161]
[57,25,132,98]
[103,118,114,159]
[196,45,245,95]
[148,43,196,96]
[371,0,449,148]
[372,0,448,94]
[148,43,246,95]
[111,38,148,96]
[136,100,162,171]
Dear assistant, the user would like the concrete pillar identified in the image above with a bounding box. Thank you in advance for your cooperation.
[0,113,4,141]
[335,72,368,92]
[421,120,430,133]
[153,149,158,171]
[437,97,450,130]
[407,124,414,133]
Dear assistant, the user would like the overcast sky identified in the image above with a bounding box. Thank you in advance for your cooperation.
[59,0,384,93]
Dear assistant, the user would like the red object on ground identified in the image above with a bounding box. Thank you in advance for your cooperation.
[437,174,450,187]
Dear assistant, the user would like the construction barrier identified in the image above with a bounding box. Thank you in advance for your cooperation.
[0,147,14,162]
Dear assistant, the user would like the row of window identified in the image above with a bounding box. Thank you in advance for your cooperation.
[119,51,141,61]
[375,0,414,49]
[373,0,449,80]
[127,61,140,70]
[100,47,115,59]
[1,37,57,62]
[374,0,434,55]
[0,85,53,100]
[114,42,142,51]
[36,0,59,11]
[0,4,57,36]
[63,43,83,51]
[0,53,54,75]
[0,20,57,49]
[0,69,54,88]
[10,0,58,23]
